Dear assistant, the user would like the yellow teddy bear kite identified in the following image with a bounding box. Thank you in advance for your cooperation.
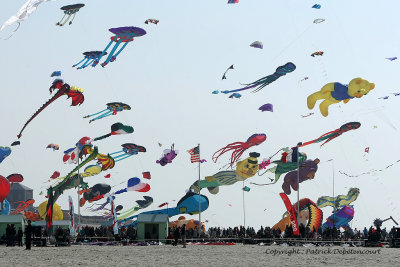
[307,78,375,117]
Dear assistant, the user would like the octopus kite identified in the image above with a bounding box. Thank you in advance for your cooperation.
[56,4,85,26]
[83,102,131,123]
[17,79,84,139]
[92,26,147,68]
[298,122,361,148]
[212,133,266,168]
[217,62,296,96]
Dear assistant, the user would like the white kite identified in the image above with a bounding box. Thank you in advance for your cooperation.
[1,0,56,35]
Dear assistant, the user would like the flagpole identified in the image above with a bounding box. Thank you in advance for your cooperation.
[296,143,300,233]
[77,156,81,232]
[242,181,246,238]
[198,144,201,230]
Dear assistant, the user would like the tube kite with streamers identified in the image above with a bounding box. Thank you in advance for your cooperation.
[56,4,84,26]
[83,103,131,123]
[91,26,146,68]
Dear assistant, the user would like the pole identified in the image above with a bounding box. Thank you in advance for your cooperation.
[296,144,300,230]
[243,181,246,238]
[77,156,81,232]
[332,159,335,229]
[198,144,201,229]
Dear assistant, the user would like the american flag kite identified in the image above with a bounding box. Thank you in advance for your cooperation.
[188,146,200,163]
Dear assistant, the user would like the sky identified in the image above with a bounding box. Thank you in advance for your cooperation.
[1,0,400,230]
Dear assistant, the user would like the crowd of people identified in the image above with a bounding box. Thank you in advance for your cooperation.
[2,222,399,248]
[1,224,23,247]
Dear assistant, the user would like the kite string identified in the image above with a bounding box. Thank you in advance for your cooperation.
[339,159,400,177]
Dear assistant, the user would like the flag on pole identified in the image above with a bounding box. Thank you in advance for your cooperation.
[188,145,200,163]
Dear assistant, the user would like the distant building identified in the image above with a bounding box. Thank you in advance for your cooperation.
[6,183,34,212]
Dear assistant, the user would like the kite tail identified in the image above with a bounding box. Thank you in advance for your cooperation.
[110,42,129,62]
[83,108,108,118]
[17,86,68,138]
[73,57,87,68]
[212,142,244,163]
[101,39,123,67]
[93,133,111,141]
[81,59,95,69]
[93,40,113,67]
[221,84,258,94]
[56,13,67,26]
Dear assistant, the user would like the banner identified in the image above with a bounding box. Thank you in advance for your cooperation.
[68,196,75,236]
[279,193,299,236]
[110,196,118,235]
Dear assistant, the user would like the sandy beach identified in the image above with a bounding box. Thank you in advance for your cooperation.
[1,244,399,267]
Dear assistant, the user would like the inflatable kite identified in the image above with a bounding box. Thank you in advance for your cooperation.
[80,183,111,206]
[254,147,305,183]
[17,79,84,138]
[56,4,85,26]
[83,103,131,123]
[312,4,321,9]
[191,152,260,194]
[10,199,35,215]
[38,200,63,220]
[92,26,146,68]
[311,51,324,57]
[170,216,205,231]
[317,188,360,209]
[212,134,266,168]
[386,57,397,61]
[1,200,11,215]
[307,78,375,117]
[0,0,54,38]
[23,211,40,221]
[117,196,153,221]
[10,141,20,146]
[0,147,11,164]
[322,205,354,232]
[47,144,59,151]
[299,122,361,147]
[282,159,320,195]
[0,176,11,203]
[313,18,325,24]
[229,93,241,99]
[273,195,323,234]
[218,63,296,96]
[73,51,108,69]
[50,71,61,77]
[250,41,263,49]
[110,143,146,162]
[222,65,234,80]
[93,123,134,141]
[114,177,150,195]
[259,103,273,112]
[120,192,209,226]
[156,144,178,166]
[144,19,159,24]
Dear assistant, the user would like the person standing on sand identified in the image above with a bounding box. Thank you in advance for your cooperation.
[25,220,32,250]
[17,227,23,247]
[173,227,180,246]
[181,225,186,248]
